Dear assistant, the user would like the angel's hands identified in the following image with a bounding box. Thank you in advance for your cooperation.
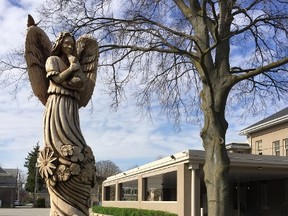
[51,61,80,85]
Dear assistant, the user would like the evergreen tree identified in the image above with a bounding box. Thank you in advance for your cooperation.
[24,143,45,192]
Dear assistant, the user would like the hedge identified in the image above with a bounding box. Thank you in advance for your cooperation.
[92,206,177,216]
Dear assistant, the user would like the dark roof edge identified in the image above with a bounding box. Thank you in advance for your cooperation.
[239,107,288,135]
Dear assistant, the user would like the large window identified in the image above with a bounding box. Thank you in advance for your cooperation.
[104,185,116,201]
[143,171,177,201]
[272,140,280,156]
[119,180,138,201]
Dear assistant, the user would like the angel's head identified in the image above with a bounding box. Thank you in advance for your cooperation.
[51,32,77,57]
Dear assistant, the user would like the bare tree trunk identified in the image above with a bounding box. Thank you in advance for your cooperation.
[200,85,230,216]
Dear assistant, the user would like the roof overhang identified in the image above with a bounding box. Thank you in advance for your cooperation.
[104,150,193,184]
[103,150,288,185]
[239,115,288,135]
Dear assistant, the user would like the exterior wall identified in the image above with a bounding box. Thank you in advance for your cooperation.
[177,163,191,216]
[102,163,200,216]
[0,187,16,207]
[103,174,288,216]
[249,122,288,156]
[0,170,17,207]
[101,149,288,216]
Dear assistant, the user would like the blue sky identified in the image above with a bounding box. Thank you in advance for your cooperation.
[0,0,286,173]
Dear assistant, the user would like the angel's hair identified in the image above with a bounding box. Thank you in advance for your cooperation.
[51,32,77,56]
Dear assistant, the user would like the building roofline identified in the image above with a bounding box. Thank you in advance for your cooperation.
[239,107,288,135]
[103,149,288,184]
[104,150,194,183]
[239,114,288,135]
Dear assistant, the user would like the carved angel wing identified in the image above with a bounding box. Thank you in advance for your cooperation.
[76,35,99,108]
[25,17,51,105]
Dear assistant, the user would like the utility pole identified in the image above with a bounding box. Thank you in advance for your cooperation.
[33,163,38,206]
[17,169,20,202]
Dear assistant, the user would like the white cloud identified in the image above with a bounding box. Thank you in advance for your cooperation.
[0,1,42,54]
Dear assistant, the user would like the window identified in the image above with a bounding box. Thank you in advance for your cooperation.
[143,171,177,201]
[273,140,280,156]
[255,140,262,154]
[104,185,116,201]
[284,139,288,156]
[119,180,138,201]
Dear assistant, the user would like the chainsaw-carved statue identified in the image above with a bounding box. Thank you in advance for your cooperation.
[25,15,98,216]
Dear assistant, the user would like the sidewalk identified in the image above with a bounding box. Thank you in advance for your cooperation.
[0,207,49,216]
[0,206,106,216]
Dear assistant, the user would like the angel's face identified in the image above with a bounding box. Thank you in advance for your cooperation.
[61,36,75,55]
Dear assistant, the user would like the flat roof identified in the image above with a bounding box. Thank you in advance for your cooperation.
[103,150,288,184]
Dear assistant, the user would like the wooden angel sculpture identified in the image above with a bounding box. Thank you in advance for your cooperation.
[25,15,98,216]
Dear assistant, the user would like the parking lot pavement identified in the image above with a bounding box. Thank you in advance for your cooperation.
[0,206,50,216]
[0,207,98,216]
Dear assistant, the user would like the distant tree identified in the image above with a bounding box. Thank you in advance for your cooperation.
[18,170,27,202]
[18,170,26,189]
[96,160,121,178]
[24,143,45,193]
[128,164,139,170]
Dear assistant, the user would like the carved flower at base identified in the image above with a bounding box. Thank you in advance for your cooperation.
[70,163,81,175]
[84,146,94,160]
[80,163,96,183]
[85,163,96,181]
[60,144,73,157]
[37,147,57,179]
[47,177,56,187]
[71,146,84,162]
[47,175,58,187]
[56,164,71,181]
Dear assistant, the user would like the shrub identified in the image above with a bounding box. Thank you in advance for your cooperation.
[34,198,45,208]
[92,206,177,216]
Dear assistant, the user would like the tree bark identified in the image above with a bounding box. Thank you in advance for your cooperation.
[200,83,230,216]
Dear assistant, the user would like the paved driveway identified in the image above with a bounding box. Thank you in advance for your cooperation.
[0,206,50,216]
